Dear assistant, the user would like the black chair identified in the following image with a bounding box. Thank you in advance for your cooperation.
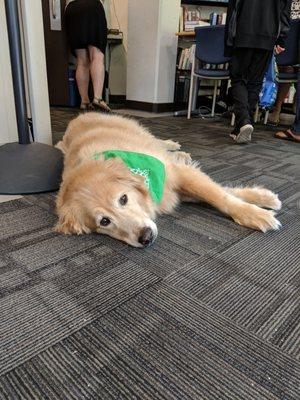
[187,25,230,119]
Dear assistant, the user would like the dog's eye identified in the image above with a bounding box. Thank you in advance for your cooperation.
[119,194,128,206]
[100,217,111,227]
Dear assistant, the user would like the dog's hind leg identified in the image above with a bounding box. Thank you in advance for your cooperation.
[173,163,281,232]
[225,186,282,211]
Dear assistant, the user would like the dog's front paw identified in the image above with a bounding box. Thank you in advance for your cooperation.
[252,187,282,210]
[233,204,282,233]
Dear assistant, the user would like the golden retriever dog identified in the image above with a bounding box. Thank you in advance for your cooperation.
[55,112,282,247]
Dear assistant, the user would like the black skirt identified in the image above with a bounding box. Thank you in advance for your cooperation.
[65,0,107,55]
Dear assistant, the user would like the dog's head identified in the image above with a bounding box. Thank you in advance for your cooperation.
[55,158,158,247]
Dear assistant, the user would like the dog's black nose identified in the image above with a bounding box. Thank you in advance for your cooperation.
[138,227,154,247]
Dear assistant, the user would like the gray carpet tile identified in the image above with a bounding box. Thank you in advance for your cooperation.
[0,198,32,214]
[7,234,100,271]
[0,110,299,399]
[278,182,300,210]
[0,249,159,375]
[0,206,56,241]
[0,283,299,400]
[22,192,58,214]
[166,211,300,358]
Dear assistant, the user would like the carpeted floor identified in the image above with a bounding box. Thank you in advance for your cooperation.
[0,108,300,399]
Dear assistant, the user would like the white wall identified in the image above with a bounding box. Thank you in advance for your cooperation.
[0,0,18,145]
[156,0,181,103]
[107,0,128,96]
[21,0,52,145]
[0,0,52,145]
[127,0,181,104]
[108,0,128,52]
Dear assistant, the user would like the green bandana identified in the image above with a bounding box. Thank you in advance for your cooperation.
[92,150,166,204]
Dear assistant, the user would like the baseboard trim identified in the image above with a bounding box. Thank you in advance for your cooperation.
[125,100,175,113]
[109,95,126,104]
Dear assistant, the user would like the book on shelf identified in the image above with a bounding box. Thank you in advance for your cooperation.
[184,20,210,31]
[209,12,227,25]
[175,74,191,103]
[177,44,228,72]
[177,47,193,70]
[179,5,227,31]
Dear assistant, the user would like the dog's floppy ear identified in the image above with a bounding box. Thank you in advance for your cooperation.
[129,173,149,197]
[102,157,150,204]
[103,157,150,198]
[55,205,91,235]
[55,183,91,235]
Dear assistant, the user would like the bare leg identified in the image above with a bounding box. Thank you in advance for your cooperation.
[75,49,90,105]
[268,83,290,123]
[174,164,281,232]
[88,46,111,111]
[88,45,105,100]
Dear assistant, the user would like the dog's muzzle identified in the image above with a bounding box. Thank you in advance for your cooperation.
[138,227,155,247]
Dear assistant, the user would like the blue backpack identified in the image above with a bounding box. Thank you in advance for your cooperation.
[259,55,278,109]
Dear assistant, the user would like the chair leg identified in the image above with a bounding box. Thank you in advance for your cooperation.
[254,105,259,123]
[264,110,269,125]
[211,80,218,117]
[187,72,195,120]
[226,79,230,95]
[231,113,235,127]
[191,77,198,111]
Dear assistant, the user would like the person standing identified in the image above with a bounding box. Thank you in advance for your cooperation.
[275,39,300,142]
[225,0,292,143]
[65,0,111,112]
[268,0,300,125]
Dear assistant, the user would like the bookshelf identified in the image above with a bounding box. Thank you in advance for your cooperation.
[174,0,228,107]
[175,0,295,112]
[183,0,228,5]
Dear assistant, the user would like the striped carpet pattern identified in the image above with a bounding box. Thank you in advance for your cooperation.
[0,110,299,399]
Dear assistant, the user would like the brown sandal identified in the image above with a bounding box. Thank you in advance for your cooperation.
[274,129,300,142]
[80,102,94,111]
[92,98,111,113]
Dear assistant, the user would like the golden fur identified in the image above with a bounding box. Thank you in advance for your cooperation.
[55,112,282,247]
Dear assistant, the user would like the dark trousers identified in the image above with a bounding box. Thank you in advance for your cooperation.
[230,48,272,130]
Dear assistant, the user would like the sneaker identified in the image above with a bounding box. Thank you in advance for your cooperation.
[230,124,254,144]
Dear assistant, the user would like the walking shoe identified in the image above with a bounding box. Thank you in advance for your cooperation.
[230,124,254,144]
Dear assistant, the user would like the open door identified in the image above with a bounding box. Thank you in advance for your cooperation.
[42,0,69,106]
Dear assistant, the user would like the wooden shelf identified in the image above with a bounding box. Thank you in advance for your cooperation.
[182,0,228,6]
[176,31,196,37]
[175,0,229,106]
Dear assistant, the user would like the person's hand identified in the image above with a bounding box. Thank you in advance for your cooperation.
[274,45,285,55]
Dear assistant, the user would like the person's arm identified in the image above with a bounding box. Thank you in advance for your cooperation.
[276,0,292,48]
[225,0,239,48]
